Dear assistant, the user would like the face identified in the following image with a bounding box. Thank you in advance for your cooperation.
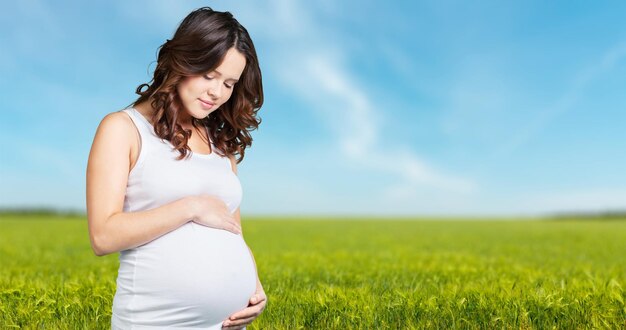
[177,47,247,121]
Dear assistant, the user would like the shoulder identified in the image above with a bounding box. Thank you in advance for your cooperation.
[92,110,136,148]
[98,110,135,132]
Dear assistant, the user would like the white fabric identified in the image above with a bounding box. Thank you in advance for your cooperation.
[111,107,256,329]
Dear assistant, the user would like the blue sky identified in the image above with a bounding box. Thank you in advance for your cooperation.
[1,1,625,217]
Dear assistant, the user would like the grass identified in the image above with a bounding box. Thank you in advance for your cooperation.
[1,214,625,329]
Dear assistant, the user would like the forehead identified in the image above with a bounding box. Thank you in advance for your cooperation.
[213,48,246,79]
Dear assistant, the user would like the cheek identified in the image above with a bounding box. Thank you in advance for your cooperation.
[223,90,235,102]
[178,78,203,102]
[176,81,190,102]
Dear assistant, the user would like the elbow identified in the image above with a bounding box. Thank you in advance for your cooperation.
[88,214,115,256]
[92,247,105,257]
[90,231,113,257]
[92,245,106,257]
[91,236,107,256]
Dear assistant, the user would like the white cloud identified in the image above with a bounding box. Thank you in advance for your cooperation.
[247,2,476,198]
[274,48,476,194]
[300,53,377,158]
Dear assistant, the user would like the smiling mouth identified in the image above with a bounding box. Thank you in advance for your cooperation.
[199,99,215,107]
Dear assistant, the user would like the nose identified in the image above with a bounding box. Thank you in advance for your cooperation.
[207,81,222,100]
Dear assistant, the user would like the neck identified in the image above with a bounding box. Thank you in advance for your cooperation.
[177,111,194,127]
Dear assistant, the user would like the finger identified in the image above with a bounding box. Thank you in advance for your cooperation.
[228,304,264,321]
[231,222,242,234]
[255,299,267,312]
[223,220,241,234]
[224,214,240,228]
[223,315,256,328]
[232,219,241,230]
[221,325,246,330]
[222,323,246,329]
[250,293,266,304]
[221,326,247,330]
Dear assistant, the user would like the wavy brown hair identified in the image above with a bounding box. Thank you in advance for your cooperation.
[129,7,263,163]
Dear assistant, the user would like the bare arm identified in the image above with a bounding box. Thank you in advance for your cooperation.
[86,111,192,256]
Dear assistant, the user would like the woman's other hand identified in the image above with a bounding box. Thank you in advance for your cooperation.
[221,285,267,329]
[187,194,241,234]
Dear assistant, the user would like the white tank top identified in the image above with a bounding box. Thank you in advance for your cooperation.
[111,107,256,329]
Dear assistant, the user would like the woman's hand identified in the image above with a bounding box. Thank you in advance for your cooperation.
[186,195,241,234]
[221,284,267,329]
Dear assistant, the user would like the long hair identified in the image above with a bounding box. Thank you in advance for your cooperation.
[129,7,263,163]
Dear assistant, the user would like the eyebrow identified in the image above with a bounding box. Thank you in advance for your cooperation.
[213,69,240,83]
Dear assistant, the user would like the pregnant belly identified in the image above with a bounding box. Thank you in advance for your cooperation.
[115,222,257,327]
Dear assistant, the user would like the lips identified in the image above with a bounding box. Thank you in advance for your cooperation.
[198,99,215,109]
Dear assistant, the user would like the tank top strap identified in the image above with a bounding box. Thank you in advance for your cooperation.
[120,107,156,137]
[120,107,163,154]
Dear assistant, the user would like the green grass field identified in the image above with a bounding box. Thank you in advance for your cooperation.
[1,214,625,329]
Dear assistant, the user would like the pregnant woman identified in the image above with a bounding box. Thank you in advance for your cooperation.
[86,7,266,329]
